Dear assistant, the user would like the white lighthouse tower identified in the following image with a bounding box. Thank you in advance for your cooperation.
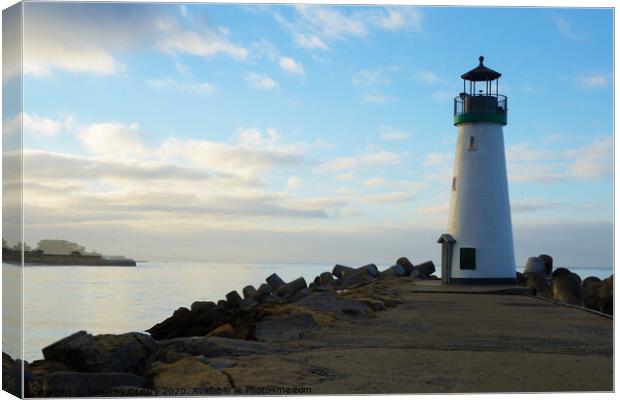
[437,56,516,284]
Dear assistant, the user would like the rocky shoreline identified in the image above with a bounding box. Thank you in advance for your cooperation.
[2,256,613,396]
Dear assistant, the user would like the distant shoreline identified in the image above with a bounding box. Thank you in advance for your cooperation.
[2,248,136,267]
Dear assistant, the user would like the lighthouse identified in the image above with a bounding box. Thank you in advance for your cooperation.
[437,57,516,284]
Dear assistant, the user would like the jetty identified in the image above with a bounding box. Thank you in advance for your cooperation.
[5,258,612,397]
[2,248,136,267]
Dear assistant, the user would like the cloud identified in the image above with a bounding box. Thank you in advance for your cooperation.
[507,136,612,184]
[413,69,444,85]
[363,192,415,204]
[352,69,390,86]
[275,5,422,51]
[279,56,305,75]
[19,3,248,78]
[78,121,148,159]
[423,152,452,166]
[375,7,422,31]
[363,177,385,187]
[293,33,328,50]
[567,136,612,180]
[576,73,610,89]
[287,176,302,189]
[4,112,75,138]
[319,150,401,172]
[245,72,278,90]
[146,78,215,94]
[156,18,248,60]
[552,15,589,41]
[380,128,410,141]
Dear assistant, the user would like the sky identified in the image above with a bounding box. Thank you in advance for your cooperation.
[2,2,614,267]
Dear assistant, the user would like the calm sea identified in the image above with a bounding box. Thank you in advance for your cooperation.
[2,262,614,362]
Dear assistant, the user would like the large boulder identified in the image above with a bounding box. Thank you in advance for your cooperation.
[147,357,230,393]
[358,264,380,278]
[190,301,215,314]
[265,273,286,291]
[296,291,374,318]
[396,257,416,275]
[538,254,553,276]
[147,307,192,340]
[318,272,334,286]
[551,274,582,305]
[582,277,602,310]
[332,264,355,279]
[380,264,406,278]
[415,261,436,276]
[526,273,550,297]
[207,324,236,338]
[255,313,319,342]
[158,336,270,358]
[524,257,545,275]
[42,331,157,374]
[598,275,613,315]
[44,372,145,397]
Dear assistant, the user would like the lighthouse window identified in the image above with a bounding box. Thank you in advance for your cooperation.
[460,247,476,270]
[451,176,457,191]
[468,136,477,150]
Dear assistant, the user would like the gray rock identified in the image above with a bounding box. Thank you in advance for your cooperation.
[297,291,372,317]
[206,358,237,370]
[598,275,613,315]
[318,272,334,285]
[158,336,270,358]
[290,287,311,302]
[190,301,215,314]
[582,277,602,310]
[239,298,258,313]
[524,256,545,275]
[381,264,406,277]
[332,264,355,278]
[358,263,380,278]
[275,284,295,299]
[396,257,415,275]
[415,260,436,276]
[256,313,319,342]
[42,331,157,374]
[526,273,550,297]
[225,291,242,307]
[538,254,553,276]
[287,277,308,293]
[552,274,582,305]
[266,273,286,291]
[44,372,145,397]
[242,285,257,300]
[254,283,272,301]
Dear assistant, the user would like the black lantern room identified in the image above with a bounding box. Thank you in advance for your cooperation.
[454,56,507,126]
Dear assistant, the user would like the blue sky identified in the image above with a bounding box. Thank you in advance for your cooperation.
[3,3,613,267]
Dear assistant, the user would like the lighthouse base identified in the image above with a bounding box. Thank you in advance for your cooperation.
[448,277,516,285]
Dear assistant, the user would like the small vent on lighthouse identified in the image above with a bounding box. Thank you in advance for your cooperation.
[451,176,457,191]
[468,136,477,150]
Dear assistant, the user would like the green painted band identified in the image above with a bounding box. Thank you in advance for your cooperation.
[454,112,507,126]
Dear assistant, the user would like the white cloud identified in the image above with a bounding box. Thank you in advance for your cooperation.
[319,150,400,172]
[363,177,385,187]
[12,113,74,137]
[363,192,415,204]
[552,15,589,41]
[294,33,328,50]
[279,56,305,75]
[245,72,278,91]
[23,43,126,77]
[352,69,390,86]
[335,172,355,181]
[275,6,423,51]
[78,122,148,159]
[576,73,609,89]
[287,176,302,189]
[158,27,248,59]
[413,69,443,85]
[423,152,452,166]
[380,127,410,141]
[146,78,215,94]
[567,136,612,180]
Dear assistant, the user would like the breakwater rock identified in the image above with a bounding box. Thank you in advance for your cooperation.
[19,257,438,396]
[517,254,613,315]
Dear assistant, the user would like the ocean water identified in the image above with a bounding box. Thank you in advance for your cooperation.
[1,262,613,362]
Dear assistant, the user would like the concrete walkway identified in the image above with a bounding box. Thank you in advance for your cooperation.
[225,279,613,394]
